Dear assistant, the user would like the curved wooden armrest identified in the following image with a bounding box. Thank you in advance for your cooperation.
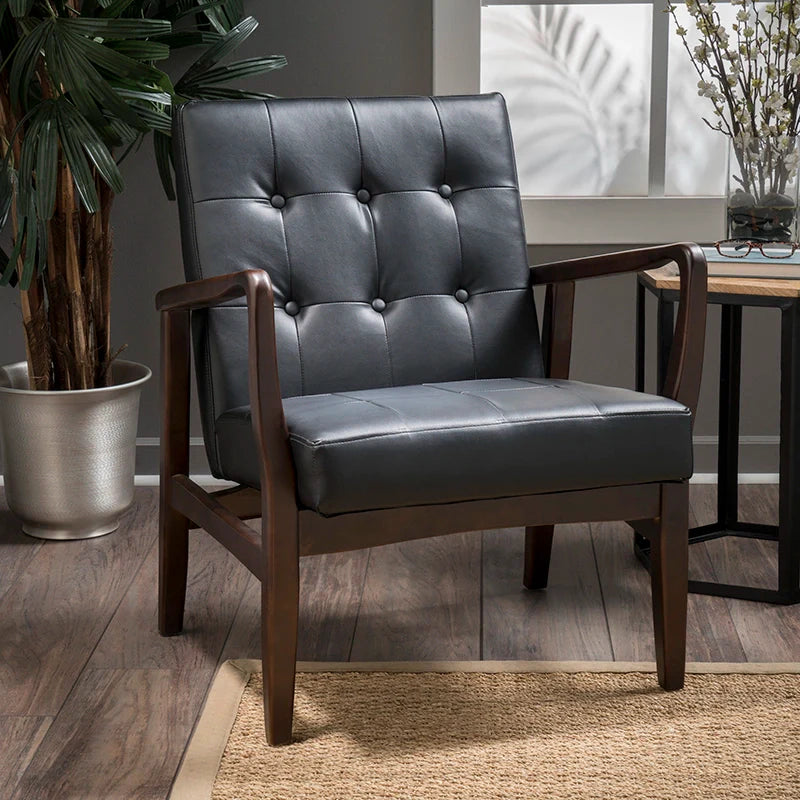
[156,268,274,312]
[156,270,295,515]
[530,242,708,415]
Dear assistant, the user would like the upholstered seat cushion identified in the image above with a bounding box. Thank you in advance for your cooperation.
[214,378,692,515]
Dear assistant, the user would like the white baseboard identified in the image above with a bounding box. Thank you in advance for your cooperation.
[133,475,236,488]
[690,473,779,484]
[133,473,778,485]
[0,473,782,488]
[0,475,236,489]
[137,436,779,448]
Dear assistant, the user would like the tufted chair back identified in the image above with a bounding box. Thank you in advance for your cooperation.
[174,94,543,475]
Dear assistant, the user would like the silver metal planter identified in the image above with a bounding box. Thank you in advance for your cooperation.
[0,360,151,540]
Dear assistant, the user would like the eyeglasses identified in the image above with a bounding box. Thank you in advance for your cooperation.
[715,239,800,259]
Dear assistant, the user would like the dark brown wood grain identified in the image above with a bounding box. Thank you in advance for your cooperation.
[650,482,689,689]
[89,532,251,670]
[171,476,261,578]
[0,716,51,795]
[695,484,800,660]
[0,498,42,604]
[153,250,705,741]
[483,526,613,661]
[221,547,370,663]
[158,308,191,637]
[531,241,708,416]
[299,484,661,557]
[523,525,555,590]
[11,668,211,800]
[541,281,575,380]
[3,486,800,800]
[592,518,746,663]
[0,490,156,716]
[350,533,482,661]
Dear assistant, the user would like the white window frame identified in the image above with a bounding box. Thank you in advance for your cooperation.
[433,0,727,245]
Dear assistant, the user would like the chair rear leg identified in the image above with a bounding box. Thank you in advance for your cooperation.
[158,309,191,637]
[159,501,189,636]
[524,525,555,589]
[650,482,689,690]
[262,513,300,746]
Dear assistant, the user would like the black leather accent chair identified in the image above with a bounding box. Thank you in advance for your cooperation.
[157,94,707,745]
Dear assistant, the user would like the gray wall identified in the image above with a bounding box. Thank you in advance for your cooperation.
[0,1,781,476]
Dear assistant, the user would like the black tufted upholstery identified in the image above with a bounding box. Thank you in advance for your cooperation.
[215,379,692,515]
[174,94,543,476]
[173,94,693,511]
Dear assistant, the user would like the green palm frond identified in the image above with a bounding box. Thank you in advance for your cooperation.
[0,0,285,287]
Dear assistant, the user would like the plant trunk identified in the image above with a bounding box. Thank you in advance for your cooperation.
[1,71,115,392]
[20,161,115,391]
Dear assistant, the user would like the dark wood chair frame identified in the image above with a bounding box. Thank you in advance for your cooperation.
[156,242,707,745]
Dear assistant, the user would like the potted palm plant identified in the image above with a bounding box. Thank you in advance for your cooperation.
[0,0,285,539]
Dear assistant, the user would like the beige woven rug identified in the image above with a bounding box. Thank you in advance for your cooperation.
[171,660,800,800]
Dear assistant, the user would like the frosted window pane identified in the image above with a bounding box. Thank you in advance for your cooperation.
[664,5,737,196]
[480,4,652,197]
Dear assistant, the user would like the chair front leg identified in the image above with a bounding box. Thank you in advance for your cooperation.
[261,504,300,746]
[650,482,689,690]
[159,310,191,636]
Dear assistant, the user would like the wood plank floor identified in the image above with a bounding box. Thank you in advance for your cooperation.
[2,485,799,800]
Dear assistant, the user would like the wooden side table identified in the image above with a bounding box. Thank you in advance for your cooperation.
[634,266,800,604]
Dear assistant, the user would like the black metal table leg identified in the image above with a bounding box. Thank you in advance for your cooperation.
[635,281,645,393]
[656,294,674,395]
[718,305,742,529]
[778,300,800,602]
[633,276,799,604]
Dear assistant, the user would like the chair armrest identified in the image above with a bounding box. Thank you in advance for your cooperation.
[155,269,273,312]
[530,243,708,415]
[156,270,296,510]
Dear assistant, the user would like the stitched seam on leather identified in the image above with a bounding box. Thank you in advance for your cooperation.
[332,392,410,435]
[518,377,690,415]
[176,106,220,471]
[431,96,477,379]
[192,187,519,204]
[423,382,553,393]
[425,383,507,421]
[292,314,306,396]
[216,398,364,427]
[430,95,448,187]
[264,102,304,394]
[264,103,292,300]
[462,302,478,379]
[453,186,518,194]
[550,381,604,418]
[205,288,529,311]
[558,380,673,421]
[494,94,540,350]
[347,98,394,386]
[287,411,691,448]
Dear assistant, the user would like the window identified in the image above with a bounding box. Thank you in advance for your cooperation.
[482,4,653,197]
[433,0,727,244]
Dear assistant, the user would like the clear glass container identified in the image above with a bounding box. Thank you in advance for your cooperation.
[727,136,800,242]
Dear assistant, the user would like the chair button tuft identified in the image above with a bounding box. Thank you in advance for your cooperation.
[439,184,453,199]
[284,300,299,316]
[271,194,286,209]
[455,289,469,303]
[357,189,371,204]
[371,298,386,312]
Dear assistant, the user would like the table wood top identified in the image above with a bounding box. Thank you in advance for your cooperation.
[641,264,800,298]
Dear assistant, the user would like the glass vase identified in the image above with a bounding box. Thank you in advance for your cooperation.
[726,137,800,242]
